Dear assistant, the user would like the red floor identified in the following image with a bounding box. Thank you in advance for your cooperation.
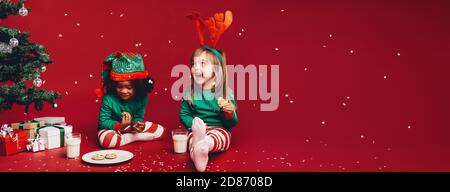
[2,123,450,172]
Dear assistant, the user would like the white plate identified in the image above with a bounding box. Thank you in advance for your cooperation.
[82,149,134,165]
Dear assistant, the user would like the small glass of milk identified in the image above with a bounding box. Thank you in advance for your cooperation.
[172,129,188,154]
[65,133,81,159]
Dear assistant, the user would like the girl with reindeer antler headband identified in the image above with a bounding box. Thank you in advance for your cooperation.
[180,10,238,172]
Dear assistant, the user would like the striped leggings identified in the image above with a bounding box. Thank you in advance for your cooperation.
[188,127,232,153]
[98,122,165,148]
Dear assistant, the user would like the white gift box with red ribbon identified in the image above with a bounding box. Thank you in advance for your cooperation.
[26,135,46,152]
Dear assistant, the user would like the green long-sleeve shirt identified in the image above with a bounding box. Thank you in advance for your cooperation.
[179,89,238,132]
[98,93,148,130]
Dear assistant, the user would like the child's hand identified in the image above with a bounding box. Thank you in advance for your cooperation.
[121,112,132,127]
[220,100,235,115]
[132,122,145,132]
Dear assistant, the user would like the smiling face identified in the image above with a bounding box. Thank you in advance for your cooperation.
[191,51,216,86]
[116,81,135,100]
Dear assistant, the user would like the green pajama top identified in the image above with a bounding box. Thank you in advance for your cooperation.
[179,89,238,132]
[98,93,148,130]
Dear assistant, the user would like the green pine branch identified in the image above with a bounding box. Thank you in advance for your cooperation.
[0,1,61,113]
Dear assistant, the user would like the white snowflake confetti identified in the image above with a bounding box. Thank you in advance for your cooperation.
[89,74,93,78]
[360,135,364,139]
[274,47,279,51]
[350,50,354,54]
[346,96,350,100]
[100,35,104,38]
[329,34,333,38]
[304,67,308,71]
[164,88,168,91]
[289,100,293,104]
[238,32,242,36]
[95,99,99,103]
[119,14,124,17]
[285,94,289,97]
[58,34,63,38]
[76,23,80,26]
[65,91,69,95]
[397,53,401,56]
[321,121,326,125]
[342,102,347,106]
[407,125,411,129]
[383,75,387,79]
[64,13,68,16]
[322,45,327,48]
[281,9,285,12]
[74,81,78,84]
[168,40,172,44]
[143,54,148,57]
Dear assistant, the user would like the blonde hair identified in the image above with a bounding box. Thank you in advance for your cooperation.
[188,47,228,106]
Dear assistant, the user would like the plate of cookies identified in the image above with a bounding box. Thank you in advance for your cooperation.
[82,150,134,165]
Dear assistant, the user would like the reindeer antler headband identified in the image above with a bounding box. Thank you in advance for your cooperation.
[187,10,233,64]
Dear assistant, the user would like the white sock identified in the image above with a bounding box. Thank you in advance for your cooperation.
[191,138,210,172]
[120,133,135,146]
[191,117,207,147]
[133,132,155,141]
[190,118,210,172]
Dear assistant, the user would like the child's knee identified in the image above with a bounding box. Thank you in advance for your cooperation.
[154,123,166,139]
[144,121,165,139]
[98,130,121,148]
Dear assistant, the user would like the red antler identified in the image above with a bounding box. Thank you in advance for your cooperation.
[187,11,206,46]
[205,10,233,47]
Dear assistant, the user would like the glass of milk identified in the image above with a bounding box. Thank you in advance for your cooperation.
[172,129,188,154]
[65,133,81,159]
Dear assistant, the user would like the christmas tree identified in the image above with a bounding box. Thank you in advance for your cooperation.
[0,0,61,113]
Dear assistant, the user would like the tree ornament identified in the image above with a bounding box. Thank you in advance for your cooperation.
[9,37,19,47]
[18,4,28,16]
[33,77,43,87]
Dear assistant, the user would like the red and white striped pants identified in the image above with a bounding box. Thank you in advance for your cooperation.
[98,122,165,148]
[188,127,232,152]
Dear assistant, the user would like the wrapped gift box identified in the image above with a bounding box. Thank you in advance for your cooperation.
[38,125,72,149]
[11,120,45,139]
[34,117,65,125]
[26,137,46,152]
[0,129,28,156]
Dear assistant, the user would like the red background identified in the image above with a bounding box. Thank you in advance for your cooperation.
[1,0,450,172]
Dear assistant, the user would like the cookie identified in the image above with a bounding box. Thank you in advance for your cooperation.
[91,154,105,160]
[217,97,227,108]
[105,153,117,159]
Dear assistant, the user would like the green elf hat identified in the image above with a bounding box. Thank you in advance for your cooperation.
[95,52,149,97]
[104,52,149,81]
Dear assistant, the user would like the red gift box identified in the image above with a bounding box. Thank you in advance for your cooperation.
[0,130,28,156]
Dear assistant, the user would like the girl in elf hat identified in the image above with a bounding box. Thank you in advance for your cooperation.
[180,10,237,172]
[96,52,165,148]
